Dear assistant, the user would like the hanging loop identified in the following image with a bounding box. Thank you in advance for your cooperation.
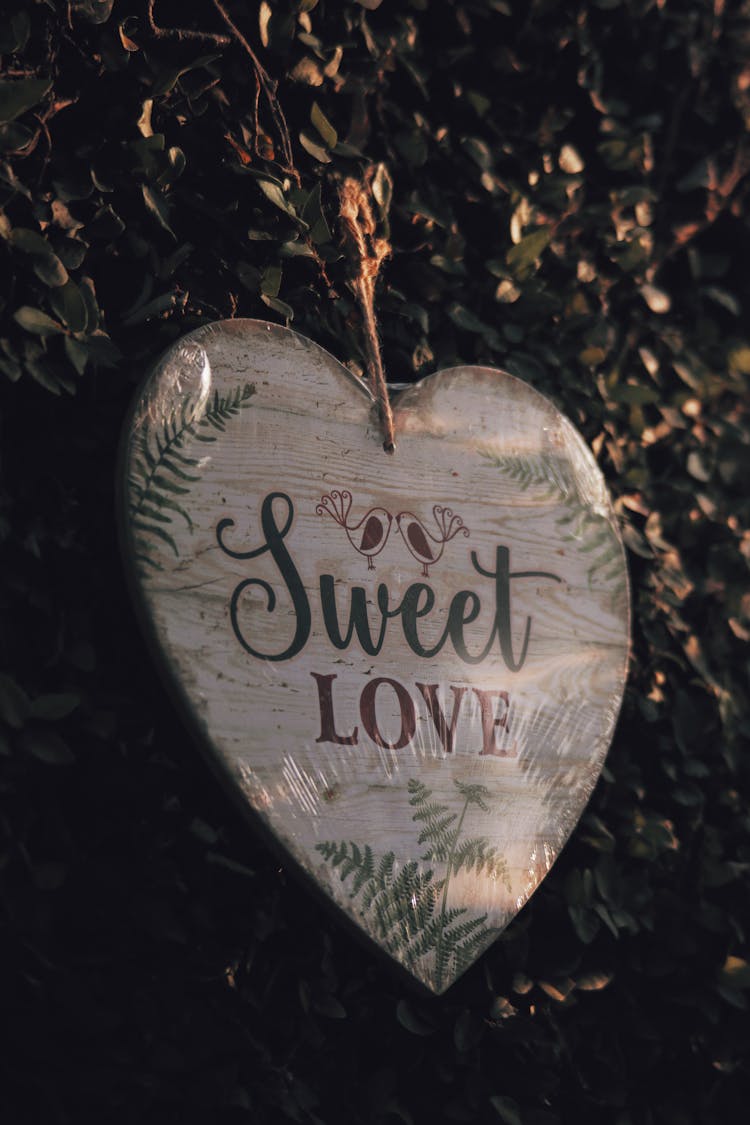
[339,169,395,453]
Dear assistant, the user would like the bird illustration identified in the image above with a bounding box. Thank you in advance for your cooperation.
[396,505,470,577]
[316,490,393,570]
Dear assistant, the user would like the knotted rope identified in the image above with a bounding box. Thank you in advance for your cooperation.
[339,171,395,453]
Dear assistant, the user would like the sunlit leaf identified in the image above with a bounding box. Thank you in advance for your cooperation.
[14,306,65,335]
[311,101,337,148]
[506,228,552,275]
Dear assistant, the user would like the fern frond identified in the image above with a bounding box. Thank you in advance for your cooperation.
[556,499,621,588]
[443,912,489,946]
[452,923,496,975]
[409,785,459,863]
[317,776,512,988]
[132,520,179,556]
[454,779,492,811]
[415,811,457,837]
[129,381,255,574]
[151,473,190,496]
[158,457,201,483]
[484,447,622,591]
[145,492,194,530]
[480,450,573,499]
[134,551,163,571]
[451,837,505,881]
[407,778,432,805]
[411,800,452,823]
[405,906,465,962]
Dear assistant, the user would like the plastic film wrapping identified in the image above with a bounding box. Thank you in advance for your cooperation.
[119,319,630,993]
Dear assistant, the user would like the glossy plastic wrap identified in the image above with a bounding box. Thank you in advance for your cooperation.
[119,319,630,993]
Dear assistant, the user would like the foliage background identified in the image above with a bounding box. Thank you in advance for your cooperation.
[2,1,750,1122]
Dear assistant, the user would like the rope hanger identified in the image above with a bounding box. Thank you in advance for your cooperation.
[338,170,396,454]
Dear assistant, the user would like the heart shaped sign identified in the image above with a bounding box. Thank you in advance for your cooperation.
[120,319,629,993]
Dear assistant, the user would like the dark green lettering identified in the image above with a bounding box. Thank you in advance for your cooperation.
[217,492,310,661]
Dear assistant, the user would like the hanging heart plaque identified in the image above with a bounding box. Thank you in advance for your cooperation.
[120,319,629,993]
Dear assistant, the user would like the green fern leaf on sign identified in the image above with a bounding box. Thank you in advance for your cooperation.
[480,450,574,499]
[482,447,624,590]
[128,382,255,574]
[317,777,510,991]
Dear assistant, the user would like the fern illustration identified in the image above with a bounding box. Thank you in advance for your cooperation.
[482,448,623,589]
[555,499,623,584]
[316,778,511,991]
[481,450,574,500]
[409,779,510,987]
[128,382,255,573]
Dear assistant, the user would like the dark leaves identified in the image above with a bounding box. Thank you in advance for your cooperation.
[1,3,750,1124]
[0,78,50,124]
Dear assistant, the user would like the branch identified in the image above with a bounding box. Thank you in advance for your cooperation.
[211,0,300,185]
[658,141,750,269]
[145,0,231,48]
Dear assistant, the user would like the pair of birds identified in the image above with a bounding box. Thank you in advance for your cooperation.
[316,490,470,576]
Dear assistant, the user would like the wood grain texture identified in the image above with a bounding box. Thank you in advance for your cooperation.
[121,319,630,993]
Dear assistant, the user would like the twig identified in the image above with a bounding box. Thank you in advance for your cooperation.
[145,0,231,47]
[211,0,300,186]
[657,141,750,269]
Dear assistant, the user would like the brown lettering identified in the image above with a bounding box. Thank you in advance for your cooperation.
[311,672,358,745]
[415,683,468,754]
[473,689,512,756]
[360,677,416,750]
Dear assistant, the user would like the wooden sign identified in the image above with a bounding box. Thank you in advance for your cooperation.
[119,319,629,993]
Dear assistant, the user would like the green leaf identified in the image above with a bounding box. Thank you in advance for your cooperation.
[371,162,393,224]
[299,131,331,163]
[568,905,600,943]
[256,178,300,220]
[396,999,437,1036]
[64,336,89,375]
[142,184,176,238]
[29,693,81,721]
[51,280,89,333]
[74,0,115,24]
[609,384,660,405]
[0,10,30,54]
[11,228,69,286]
[10,227,49,255]
[0,672,30,729]
[311,101,338,148]
[490,1095,522,1125]
[0,78,51,125]
[14,307,65,335]
[301,182,331,244]
[24,728,75,765]
[261,264,282,299]
[33,254,69,288]
[261,294,294,319]
[506,228,552,275]
[312,994,347,1019]
[57,238,88,270]
[151,54,220,98]
[462,135,493,170]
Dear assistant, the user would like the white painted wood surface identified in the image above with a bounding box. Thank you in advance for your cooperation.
[120,319,630,993]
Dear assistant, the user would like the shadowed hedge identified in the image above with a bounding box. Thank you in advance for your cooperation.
[1,2,750,1123]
